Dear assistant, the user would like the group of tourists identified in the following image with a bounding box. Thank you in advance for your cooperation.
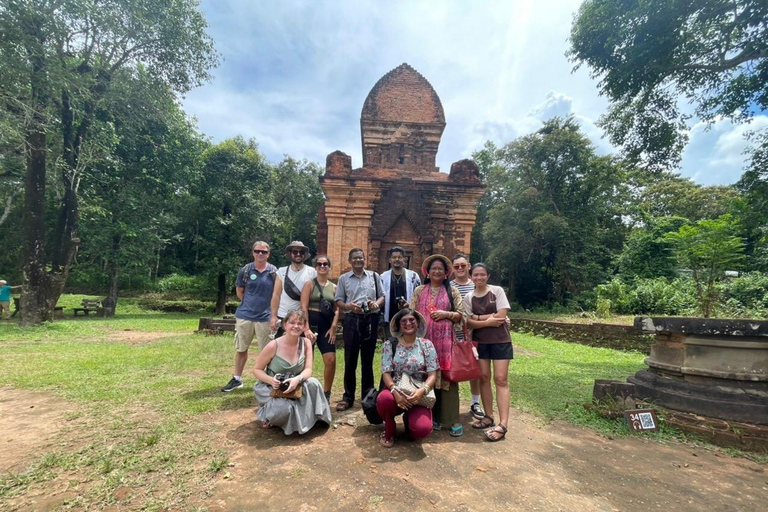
[224,240,513,445]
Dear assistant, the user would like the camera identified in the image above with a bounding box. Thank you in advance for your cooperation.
[275,373,295,391]
[395,296,408,310]
[359,301,371,314]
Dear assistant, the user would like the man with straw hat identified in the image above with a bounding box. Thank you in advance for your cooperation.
[271,241,316,339]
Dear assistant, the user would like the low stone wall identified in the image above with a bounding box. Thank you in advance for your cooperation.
[509,318,654,353]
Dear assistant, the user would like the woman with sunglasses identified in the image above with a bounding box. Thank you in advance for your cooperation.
[253,309,332,434]
[300,255,339,401]
[464,263,512,441]
[410,254,466,437]
[377,308,438,447]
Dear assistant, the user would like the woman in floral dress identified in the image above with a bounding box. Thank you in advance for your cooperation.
[410,254,466,437]
[377,308,438,447]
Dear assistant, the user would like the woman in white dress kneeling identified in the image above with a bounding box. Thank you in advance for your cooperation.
[253,309,332,434]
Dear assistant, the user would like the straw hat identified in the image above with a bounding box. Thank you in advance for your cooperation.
[421,254,453,277]
[389,309,428,339]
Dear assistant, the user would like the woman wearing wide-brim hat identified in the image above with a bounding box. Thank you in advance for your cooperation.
[376,308,439,447]
[409,254,467,437]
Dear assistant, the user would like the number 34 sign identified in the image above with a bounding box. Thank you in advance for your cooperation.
[624,409,659,432]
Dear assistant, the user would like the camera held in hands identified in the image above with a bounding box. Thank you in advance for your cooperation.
[395,296,408,310]
[359,301,371,314]
[275,373,295,391]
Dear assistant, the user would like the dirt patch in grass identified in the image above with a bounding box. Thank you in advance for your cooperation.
[0,388,77,474]
[104,329,180,345]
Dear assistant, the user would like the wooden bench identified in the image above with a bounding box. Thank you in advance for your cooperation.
[11,298,64,319]
[73,299,101,317]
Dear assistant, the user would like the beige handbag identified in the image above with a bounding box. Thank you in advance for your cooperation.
[395,373,436,409]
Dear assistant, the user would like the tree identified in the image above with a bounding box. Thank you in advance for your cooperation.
[75,68,205,310]
[617,215,688,280]
[638,174,739,221]
[569,0,768,170]
[476,117,632,306]
[666,214,746,317]
[736,134,768,270]
[0,0,218,324]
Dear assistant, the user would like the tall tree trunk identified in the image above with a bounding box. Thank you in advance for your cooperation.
[215,273,227,315]
[21,128,50,325]
[20,24,50,326]
[104,234,121,317]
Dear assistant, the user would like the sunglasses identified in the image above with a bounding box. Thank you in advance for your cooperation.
[400,317,418,325]
[315,262,330,267]
[453,263,468,270]
[291,250,306,256]
[253,249,269,255]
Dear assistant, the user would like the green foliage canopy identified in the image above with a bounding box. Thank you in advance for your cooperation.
[569,0,768,170]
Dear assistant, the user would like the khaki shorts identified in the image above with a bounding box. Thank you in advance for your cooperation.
[234,318,272,352]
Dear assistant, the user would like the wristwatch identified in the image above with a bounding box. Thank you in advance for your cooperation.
[423,385,431,394]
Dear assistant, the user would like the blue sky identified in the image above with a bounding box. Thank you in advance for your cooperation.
[182,0,766,186]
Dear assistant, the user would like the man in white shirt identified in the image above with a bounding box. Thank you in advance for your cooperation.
[379,246,421,339]
[270,241,317,340]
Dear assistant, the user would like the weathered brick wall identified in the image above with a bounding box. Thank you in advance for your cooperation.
[509,318,654,353]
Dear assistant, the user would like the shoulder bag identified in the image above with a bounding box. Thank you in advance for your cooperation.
[313,278,336,322]
[283,267,302,301]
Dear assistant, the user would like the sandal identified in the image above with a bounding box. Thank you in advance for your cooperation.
[471,415,495,429]
[485,424,507,442]
[379,432,394,448]
[260,420,273,429]
[449,424,464,437]
[432,421,443,431]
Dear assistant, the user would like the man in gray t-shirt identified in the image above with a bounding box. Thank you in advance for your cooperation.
[334,248,384,411]
[221,241,277,392]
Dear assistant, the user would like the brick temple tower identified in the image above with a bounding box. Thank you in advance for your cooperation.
[317,63,486,277]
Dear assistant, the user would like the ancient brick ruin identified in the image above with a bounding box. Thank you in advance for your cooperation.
[317,63,486,277]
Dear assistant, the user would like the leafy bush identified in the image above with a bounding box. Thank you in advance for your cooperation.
[154,273,214,299]
[596,277,696,316]
[137,298,213,313]
[720,272,768,318]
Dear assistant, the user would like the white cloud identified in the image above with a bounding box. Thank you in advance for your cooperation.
[181,0,756,184]
[681,116,768,185]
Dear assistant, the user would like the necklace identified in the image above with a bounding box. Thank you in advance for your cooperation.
[392,273,404,284]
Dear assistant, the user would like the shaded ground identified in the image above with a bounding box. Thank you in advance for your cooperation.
[4,387,765,512]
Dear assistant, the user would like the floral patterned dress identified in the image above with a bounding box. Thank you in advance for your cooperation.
[381,337,439,383]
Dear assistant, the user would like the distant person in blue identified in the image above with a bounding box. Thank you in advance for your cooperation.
[221,241,278,392]
[0,280,21,320]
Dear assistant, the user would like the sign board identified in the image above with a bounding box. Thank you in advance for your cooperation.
[624,409,659,432]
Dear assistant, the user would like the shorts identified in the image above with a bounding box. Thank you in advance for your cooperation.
[308,310,336,355]
[477,342,513,360]
[234,318,271,352]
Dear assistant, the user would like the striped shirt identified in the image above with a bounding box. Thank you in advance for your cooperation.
[451,279,474,341]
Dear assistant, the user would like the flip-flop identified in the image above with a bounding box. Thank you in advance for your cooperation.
[485,424,507,442]
[449,424,464,437]
[471,415,495,429]
[379,432,394,448]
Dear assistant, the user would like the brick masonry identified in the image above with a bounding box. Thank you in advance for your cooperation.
[319,63,486,277]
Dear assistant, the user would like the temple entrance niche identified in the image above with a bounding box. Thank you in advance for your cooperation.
[317,63,486,278]
[375,213,424,274]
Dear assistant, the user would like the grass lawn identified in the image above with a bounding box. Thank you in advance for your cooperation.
[0,296,761,509]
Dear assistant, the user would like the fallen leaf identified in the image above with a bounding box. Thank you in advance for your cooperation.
[475,466,487,472]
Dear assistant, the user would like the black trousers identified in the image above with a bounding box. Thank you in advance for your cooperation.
[342,313,379,405]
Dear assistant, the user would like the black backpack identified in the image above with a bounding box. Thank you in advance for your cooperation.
[362,338,399,425]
